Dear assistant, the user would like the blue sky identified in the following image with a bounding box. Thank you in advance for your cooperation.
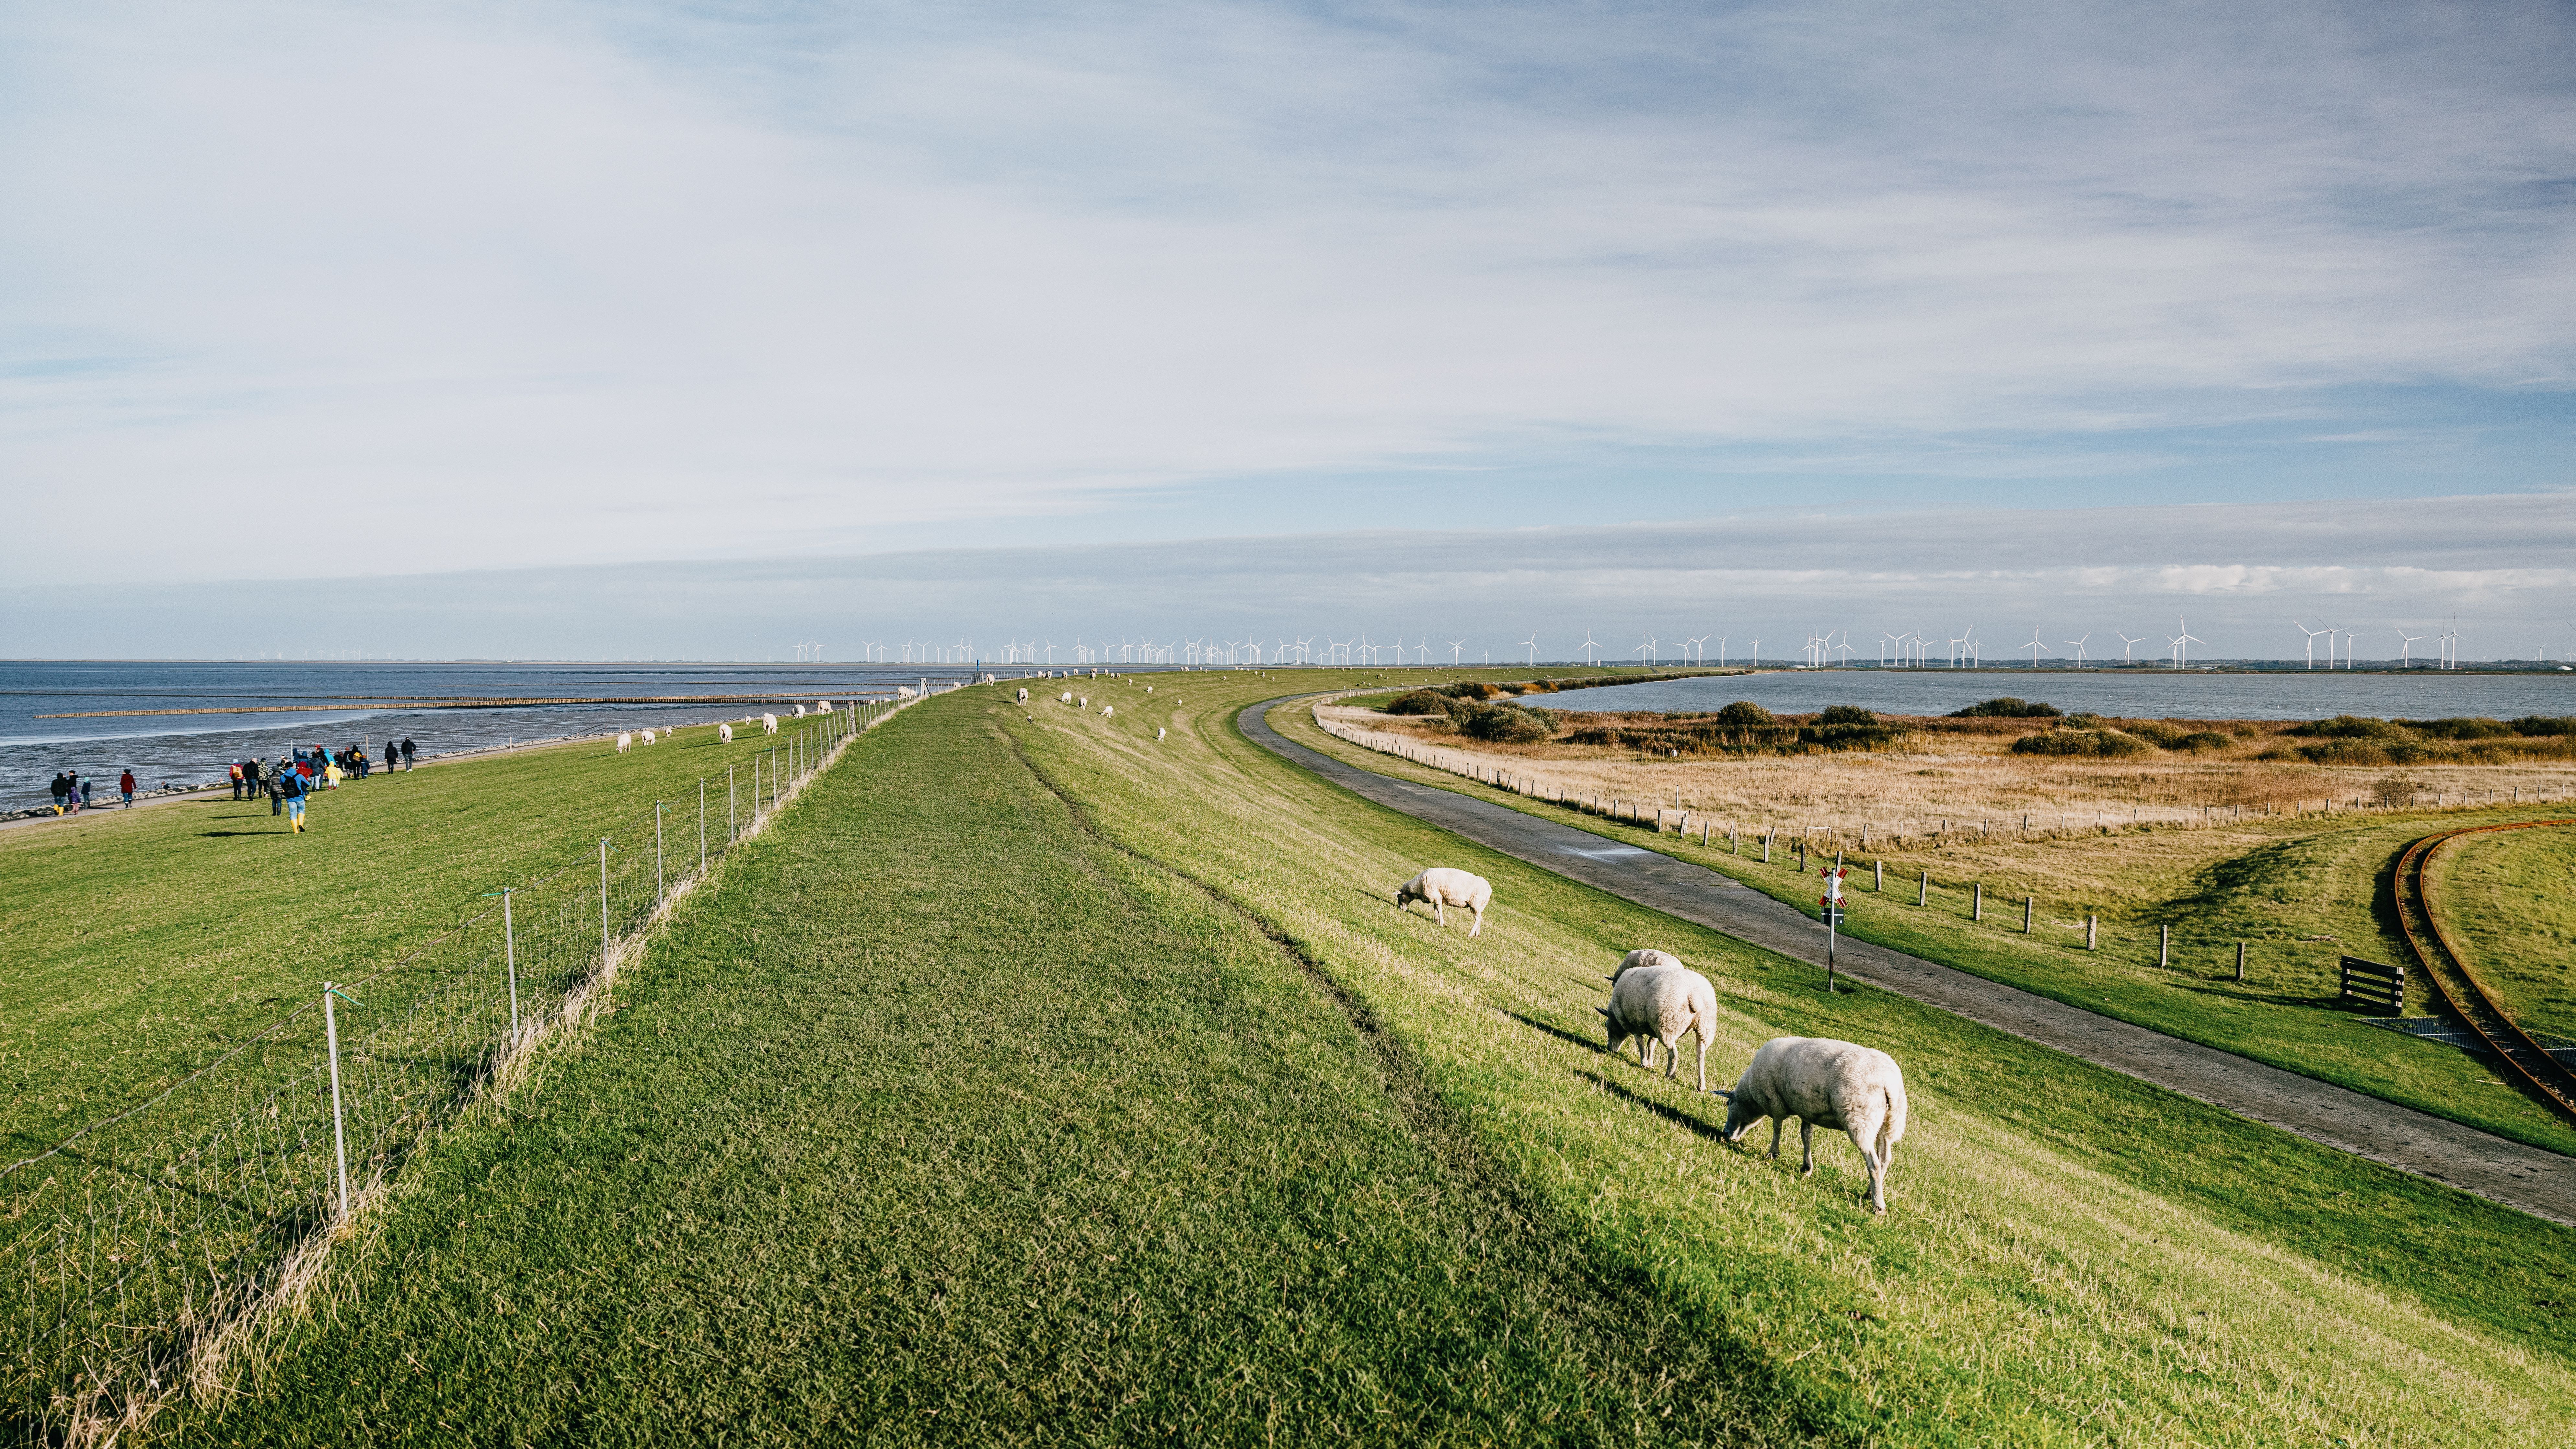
[3,1,2573,654]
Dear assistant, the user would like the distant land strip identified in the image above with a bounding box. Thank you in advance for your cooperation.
[37,694,881,718]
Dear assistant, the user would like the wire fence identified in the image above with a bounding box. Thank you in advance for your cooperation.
[0,695,923,1444]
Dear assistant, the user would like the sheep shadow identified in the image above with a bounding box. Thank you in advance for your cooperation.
[1504,1010,1598,1052]
[1573,1070,1729,1145]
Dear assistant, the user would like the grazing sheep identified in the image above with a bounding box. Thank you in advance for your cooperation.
[1156,727,1165,740]
[640,729,656,746]
[794,704,807,718]
[818,699,832,711]
[719,723,734,743]
[1017,688,1030,704]
[1394,867,1493,937]
[1079,696,1088,707]
[1605,948,1686,983]
[1595,958,1717,1091]
[763,713,780,735]
[1101,704,1114,717]
[1718,1037,1910,1213]
[616,732,633,754]
[897,686,917,699]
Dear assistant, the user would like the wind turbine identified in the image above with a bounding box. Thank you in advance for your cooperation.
[1831,632,1856,667]
[2064,633,2090,667]
[2167,616,2203,669]
[1579,631,1602,664]
[2397,629,2426,668]
[2020,625,2051,668]
[2293,620,2328,670]
[1746,637,1760,664]
[1449,638,1466,664]
[1638,632,1658,665]
[1685,635,1707,664]
[2112,631,2143,664]
[1522,634,1539,665]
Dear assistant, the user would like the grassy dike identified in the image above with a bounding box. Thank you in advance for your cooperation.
[0,724,814,1154]
[177,681,1839,1446]
[1297,699,2576,1157]
[172,677,2575,1444]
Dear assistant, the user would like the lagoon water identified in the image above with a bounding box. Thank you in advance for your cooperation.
[1548,668,2576,721]
[0,660,1010,810]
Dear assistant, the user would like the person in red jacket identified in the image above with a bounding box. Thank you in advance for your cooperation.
[119,769,136,807]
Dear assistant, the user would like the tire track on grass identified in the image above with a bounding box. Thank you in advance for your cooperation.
[995,723,1856,1446]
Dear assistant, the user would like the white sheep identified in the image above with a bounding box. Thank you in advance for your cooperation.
[1595,956,1717,1091]
[1101,704,1114,717]
[763,713,780,735]
[1060,692,1073,703]
[817,699,832,712]
[1017,688,1030,704]
[1079,696,1088,707]
[1718,1037,1910,1213]
[719,723,734,743]
[1394,867,1492,937]
[1156,727,1165,740]
[640,729,656,746]
[897,686,917,699]
[616,732,633,754]
[794,704,807,718]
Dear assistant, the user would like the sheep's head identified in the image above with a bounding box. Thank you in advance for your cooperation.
[1714,1089,1762,1140]
[1394,880,1424,906]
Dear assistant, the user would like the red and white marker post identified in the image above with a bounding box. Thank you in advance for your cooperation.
[1819,861,1849,992]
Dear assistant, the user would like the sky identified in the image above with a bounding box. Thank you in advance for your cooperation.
[4,1,2574,658]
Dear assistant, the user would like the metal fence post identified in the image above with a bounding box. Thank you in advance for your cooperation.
[599,838,611,960]
[323,982,350,1223]
[655,802,665,906]
[503,888,519,1038]
[699,779,707,875]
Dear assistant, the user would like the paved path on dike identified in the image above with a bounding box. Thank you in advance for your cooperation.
[1240,696,2576,1226]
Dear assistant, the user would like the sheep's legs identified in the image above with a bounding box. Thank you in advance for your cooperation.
[1853,1135,1888,1212]
[1467,906,1482,938]
[1659,1034,1681,1080]
[1767,1119,1784,1161]
[1799,1121,1816,1175]
[1637,1037,1656,1069]
[1693,1032,1708,1094]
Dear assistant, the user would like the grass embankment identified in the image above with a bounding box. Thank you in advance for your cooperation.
[1299,698,2576,1156]
[0,724,812,1156]
[180,680,1838,1445]
[2432,825,2576,1043]
[189,674,2576,1444]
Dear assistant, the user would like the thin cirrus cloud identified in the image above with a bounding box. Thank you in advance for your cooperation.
[1,1,2572,591]
[6,492,2573,662]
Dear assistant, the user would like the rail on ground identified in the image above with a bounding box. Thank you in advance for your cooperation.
[2391,820,2576,1126]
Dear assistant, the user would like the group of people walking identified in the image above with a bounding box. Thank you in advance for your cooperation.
[223,738,417,833]
[45,769,136,814]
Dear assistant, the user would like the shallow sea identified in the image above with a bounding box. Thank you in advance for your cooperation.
[0,661,1077,808]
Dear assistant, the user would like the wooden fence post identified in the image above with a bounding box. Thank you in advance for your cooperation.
[2159,925,2169,970]
[1918,869,1928,907]
[2086,915,2097,950]
[1972,883,1982,921]
[2024,896,2034,933]
[2235,941,2246,982]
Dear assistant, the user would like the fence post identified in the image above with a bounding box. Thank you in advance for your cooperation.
[656,802,665,906]
[699,779,707,875]
[2087,915,2097,950]
[1918,869,1928,907]
[599,838,611,961]
[1973,883,1982,921]
[2024,896,2033,933]
[1875,860,1883,891]
[2159,924,2170,970]
[729,765,737,843]
[1762,833,1771,863]
[2235,940,2246,983]
[503,887,519,1039]
[323,982,351,1223]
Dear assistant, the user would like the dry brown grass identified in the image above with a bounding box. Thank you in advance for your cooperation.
[1322,704,2576,838]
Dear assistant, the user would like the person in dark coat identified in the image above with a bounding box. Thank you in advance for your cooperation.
[119,770,136,807]
[48,772,69,815]
[385,741,400,774]
[399,737,416,769]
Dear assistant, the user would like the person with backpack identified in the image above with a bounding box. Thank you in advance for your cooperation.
[119,770,136,807]
[229,762,243,800]
[268,757,284,815]
[48,772,69,815]
[400,736,416,770]
[74,775,91,812]
[243,757,263,806]
[277,759,308,833]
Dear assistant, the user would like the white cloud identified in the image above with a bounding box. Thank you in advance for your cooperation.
[3,2,2574,585]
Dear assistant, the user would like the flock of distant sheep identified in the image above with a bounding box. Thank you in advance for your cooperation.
[614,699,838,755]
[1395,865,1910,1213]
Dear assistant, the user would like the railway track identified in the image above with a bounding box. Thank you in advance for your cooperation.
[2391,820,2576,1126]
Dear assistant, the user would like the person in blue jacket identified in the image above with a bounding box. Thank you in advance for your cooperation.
[277,758,308,833]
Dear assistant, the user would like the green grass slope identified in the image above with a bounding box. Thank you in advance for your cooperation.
[1292,697,2576,1157]
[184,676,2576,1445]
[2431,825,2576,1043]
[0,724,820,1154]
[179,687,1839,1446]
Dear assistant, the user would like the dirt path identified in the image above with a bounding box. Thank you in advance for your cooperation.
[1242,696,2576,1226]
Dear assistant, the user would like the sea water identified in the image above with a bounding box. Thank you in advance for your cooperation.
[1547,668,2576,721]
